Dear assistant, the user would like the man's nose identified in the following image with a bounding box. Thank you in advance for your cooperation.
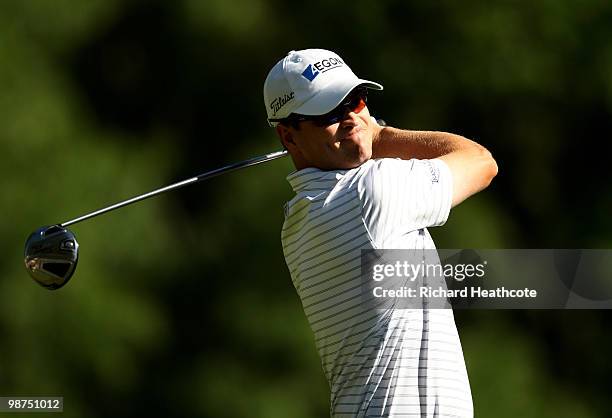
[340,109,362,126]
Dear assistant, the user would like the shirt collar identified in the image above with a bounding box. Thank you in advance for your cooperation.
[286,167,347,193]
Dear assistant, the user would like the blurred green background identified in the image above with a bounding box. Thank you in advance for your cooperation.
[2,0,612,416]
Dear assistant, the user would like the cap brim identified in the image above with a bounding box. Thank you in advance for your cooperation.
[293,79,383,116]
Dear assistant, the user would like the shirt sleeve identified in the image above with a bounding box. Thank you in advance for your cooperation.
[357,158,453,245]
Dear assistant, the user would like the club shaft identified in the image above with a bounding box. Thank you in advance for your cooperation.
[60,150,289,227]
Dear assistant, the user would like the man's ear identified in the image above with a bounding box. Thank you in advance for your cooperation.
[276,125,299,152]
[276,124,308,169]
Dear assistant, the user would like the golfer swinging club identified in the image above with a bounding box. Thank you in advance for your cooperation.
[264,49,497,418]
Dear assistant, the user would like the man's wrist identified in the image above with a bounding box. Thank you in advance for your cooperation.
[372,125,401,159]
[372,124,384,146]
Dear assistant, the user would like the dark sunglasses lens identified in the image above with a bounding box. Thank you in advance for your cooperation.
[313,92,367,126]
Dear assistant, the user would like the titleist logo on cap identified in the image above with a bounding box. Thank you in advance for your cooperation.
[270,92,295,116]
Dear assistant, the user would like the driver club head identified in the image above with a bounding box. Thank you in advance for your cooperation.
[24,225,79,290]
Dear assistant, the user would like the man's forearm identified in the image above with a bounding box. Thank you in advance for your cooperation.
[371,126,484,160]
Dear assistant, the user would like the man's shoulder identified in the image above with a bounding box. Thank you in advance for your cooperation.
[347,157,414,181]
[282,158,422,214]
[353,157,413,188]
[359,157,447,186]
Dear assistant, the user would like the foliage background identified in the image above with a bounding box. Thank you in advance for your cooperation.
[2,0,611,416]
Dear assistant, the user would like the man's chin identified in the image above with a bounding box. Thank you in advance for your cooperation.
[342,146,373,169]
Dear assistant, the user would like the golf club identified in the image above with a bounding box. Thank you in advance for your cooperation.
[24,150,289,290]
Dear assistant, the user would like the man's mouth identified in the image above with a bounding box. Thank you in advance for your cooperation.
[339,127,363,142]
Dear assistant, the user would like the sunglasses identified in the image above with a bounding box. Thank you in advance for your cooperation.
[275,88,368,127]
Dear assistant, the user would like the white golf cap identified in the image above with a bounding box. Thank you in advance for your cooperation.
[263,49,383,126]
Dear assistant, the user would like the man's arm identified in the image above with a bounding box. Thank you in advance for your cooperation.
[372,126,498,207]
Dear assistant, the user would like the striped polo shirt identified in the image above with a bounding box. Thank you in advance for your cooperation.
[281,158,473,418]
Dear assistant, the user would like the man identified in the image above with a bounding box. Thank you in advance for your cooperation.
[264,49,497,418]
